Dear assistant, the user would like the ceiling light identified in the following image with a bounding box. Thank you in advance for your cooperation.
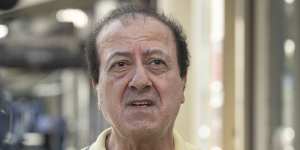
[56,8,88,28]
[284,0,295,4]
[0,24,8,39]
[198,125,211,139]
[284,39,295,58]
[95,0,117,18]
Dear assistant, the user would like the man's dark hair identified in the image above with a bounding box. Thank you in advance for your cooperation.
[85,5,190,84]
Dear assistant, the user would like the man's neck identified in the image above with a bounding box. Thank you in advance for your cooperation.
[106,129,175,150]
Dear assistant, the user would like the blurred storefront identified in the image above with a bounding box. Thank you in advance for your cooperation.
[0,0,299,150]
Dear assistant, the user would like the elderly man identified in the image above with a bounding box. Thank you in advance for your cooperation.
[83,6,197,150]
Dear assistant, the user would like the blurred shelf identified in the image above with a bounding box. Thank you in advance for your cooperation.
[0,0,97,21]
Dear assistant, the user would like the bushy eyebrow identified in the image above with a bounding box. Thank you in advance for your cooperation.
[105,48,172,66]
[104,51,133,70]
[143,49,171,61]
[106,51,132,63]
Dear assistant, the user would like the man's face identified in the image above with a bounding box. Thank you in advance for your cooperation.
[96,16,186,137]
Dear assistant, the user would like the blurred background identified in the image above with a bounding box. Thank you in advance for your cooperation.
[0,0,299,150]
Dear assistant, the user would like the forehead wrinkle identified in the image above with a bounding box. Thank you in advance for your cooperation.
[101,34,170,50]
[143,48,169,58]
[96,16,174,50]
[143,49,173,66]
[107,51,132,62]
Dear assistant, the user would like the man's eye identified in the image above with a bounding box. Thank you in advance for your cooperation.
[148,59,168,71]
[116,62,126,67]
[149,59,165,65]
[110,61,130,72]
[151,59,163,65]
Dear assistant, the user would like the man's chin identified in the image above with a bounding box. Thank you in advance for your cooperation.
[123,122,163,137]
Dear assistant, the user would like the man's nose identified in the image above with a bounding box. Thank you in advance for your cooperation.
[128,65,152,91]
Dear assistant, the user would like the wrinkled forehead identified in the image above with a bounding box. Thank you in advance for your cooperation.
[96,14,175,47]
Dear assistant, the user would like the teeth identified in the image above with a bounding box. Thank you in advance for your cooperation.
[130,100,152,106]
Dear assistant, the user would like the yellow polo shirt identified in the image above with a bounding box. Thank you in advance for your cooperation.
[82,128,199,150]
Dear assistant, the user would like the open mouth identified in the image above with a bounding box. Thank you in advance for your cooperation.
[128,100,154,107]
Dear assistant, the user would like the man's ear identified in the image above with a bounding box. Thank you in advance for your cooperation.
[91,80,102,111]
[94,84,103,112]
[181,76,187,104]
[182,76,187,91]
[91,80,97,88]
[98,99,102,111]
